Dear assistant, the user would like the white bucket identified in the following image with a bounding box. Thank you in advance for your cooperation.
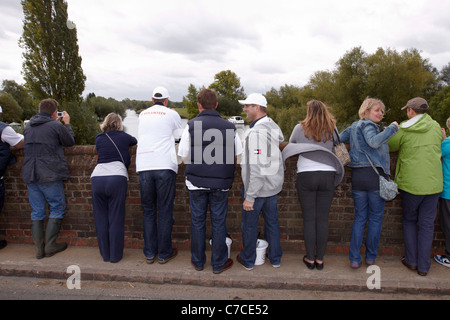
[209,237,232,259]
[254,239,269,265]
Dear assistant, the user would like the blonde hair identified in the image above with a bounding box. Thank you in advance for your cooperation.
[358,97,386,120]
[300,100,336,142]
[100,113,123,132]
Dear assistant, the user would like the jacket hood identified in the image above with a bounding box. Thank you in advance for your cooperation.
[400,114,432,134]
[29,114,54,127]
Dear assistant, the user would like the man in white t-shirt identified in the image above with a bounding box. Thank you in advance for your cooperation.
[136,87,182,264]
[0,116,24,250]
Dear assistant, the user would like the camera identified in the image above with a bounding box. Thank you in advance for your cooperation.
[57,112,63,117]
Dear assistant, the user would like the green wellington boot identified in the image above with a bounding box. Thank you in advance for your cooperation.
[44,218,67,257]
[31,220,45,259]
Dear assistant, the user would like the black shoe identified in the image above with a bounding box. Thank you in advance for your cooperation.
[315,261,324,270]
[191,261,204,271]
[0,240,7,250]
[158,248,178,264]
[213,258,233,274]
[303,256,315,270]
[401,256,417,270]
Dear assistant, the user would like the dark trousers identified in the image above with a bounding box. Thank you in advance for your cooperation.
[401,190,440,273]
[296,171,335,261]
[139,170,176,260]
[91,176,128,262]
[189,189,229,272]
[439,198,450,257]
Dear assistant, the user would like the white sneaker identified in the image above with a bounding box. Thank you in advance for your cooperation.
[434,254,450,268]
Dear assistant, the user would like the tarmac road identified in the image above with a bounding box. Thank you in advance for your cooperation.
[1,275,449,301]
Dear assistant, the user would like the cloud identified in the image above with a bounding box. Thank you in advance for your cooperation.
[1,0,450,102]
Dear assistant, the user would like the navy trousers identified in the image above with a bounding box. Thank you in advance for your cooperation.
[91,176,128,262]
[401,190,440,273]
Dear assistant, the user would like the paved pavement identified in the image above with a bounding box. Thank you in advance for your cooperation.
[1,244,450,296]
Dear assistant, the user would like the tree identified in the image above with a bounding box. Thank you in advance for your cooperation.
[20,0,86,103]
[2,80,37,119]
[306,47,440,127]
[183,84,200,119]
[65,100,99,145]
[441,63,450,85]
[0,92,23,123]
[208,70,246,117]
[429,85,450,128]
[89,96,126,120]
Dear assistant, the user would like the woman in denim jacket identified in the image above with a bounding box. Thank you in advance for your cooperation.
[340,98,398,268]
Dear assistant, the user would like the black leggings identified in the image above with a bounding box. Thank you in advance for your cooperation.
[296,171,335,261]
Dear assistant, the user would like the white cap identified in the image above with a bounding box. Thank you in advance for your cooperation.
[152,86,170,100]
[238,93,267,107]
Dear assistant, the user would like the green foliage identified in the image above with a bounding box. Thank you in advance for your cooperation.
[209,70,246,102]
[88,96,126,120]
[217,96,242,117]
[0,92,23,123]
[20,0,86,102]
[429,85,450,128]
[305,47,440,127]
[2,80,37,119]
[268,105,306,139]
[64,100,99,145]
[183,84,200,119]
[265,85,312,137]
[441,63,450,85]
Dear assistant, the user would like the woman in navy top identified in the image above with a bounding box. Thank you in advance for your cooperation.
[91,113,137,263]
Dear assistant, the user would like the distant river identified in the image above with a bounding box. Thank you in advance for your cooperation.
[123,109,248,140]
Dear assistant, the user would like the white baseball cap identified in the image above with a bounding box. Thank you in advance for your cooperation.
[238,93,267,107]
[152,86,170,99]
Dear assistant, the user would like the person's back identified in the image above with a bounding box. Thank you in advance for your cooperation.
[136,104,182,173]
[388,97,443,276]
[388,112,442,195]
[136,87,181,265]
[22,98,74,259]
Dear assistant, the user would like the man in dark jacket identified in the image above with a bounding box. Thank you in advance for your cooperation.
[178,89,242,274]
[22,98,75,259]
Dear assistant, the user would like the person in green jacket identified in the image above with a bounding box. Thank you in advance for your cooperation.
[388,97,443,276]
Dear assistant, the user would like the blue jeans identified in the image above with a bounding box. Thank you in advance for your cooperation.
[240,187,282,268]
[27,181,66,221]
[349,190,385,263]
[189,189,229,272]
[401,190,440,273]
[139,170,176,260]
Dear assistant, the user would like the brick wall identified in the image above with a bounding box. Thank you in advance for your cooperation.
[0,146,445,256]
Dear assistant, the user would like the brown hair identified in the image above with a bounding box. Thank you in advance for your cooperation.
[100,113,123,132]
[300,100,336,142]
[197,89,218,110]
[39,98,58,115]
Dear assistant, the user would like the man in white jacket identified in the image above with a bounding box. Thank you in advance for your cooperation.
[237,93,285,270]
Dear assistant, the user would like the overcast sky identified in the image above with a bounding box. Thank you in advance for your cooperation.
[1,0,449,102]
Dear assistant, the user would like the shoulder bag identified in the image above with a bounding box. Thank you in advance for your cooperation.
[364,153,398,201]
[332,128,350,166]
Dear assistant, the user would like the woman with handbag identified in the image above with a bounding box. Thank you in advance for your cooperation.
[340,98,398,268]
[91,113,137,263]
[287,100,344,270]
